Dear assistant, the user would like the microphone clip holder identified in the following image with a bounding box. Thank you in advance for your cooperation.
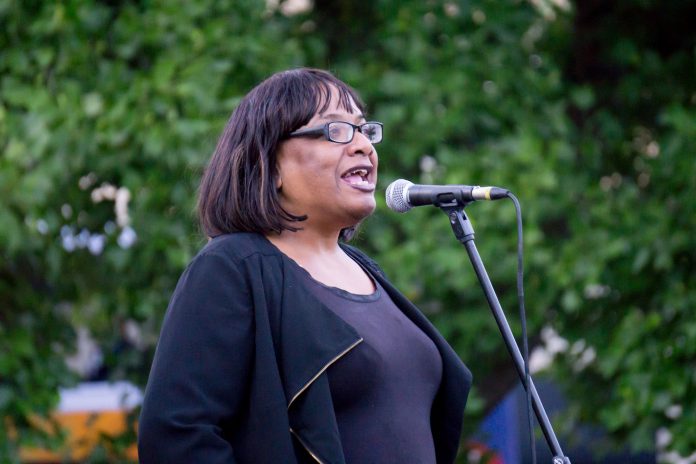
[440,205,571,464]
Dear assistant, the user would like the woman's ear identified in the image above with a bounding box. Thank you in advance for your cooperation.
[275,172,282,190]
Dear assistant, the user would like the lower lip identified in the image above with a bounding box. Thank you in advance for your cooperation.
[342,179,376,192]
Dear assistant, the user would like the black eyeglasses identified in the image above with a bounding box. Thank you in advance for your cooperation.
[288,121,383,144]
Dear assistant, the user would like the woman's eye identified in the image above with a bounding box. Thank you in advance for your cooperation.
[329,124,348,140]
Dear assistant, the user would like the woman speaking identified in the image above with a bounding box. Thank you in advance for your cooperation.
[138,68,472,464]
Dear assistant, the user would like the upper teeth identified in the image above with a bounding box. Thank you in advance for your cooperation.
[348,168,368,177]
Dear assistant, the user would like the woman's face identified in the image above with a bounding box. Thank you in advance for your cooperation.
[275,86,378,233]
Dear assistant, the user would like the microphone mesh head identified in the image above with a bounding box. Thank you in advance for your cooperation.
[385,179,413,213]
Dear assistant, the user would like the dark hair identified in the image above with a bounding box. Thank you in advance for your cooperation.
[198,68,366,241]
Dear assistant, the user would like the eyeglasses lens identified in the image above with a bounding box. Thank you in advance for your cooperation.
[361,123,381,143]
[328,123,352,143]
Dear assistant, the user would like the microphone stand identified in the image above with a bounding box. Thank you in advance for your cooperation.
[441,204,571,464]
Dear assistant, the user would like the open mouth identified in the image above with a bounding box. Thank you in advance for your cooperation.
[341,166,373,187]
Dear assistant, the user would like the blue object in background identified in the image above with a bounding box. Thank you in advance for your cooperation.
[477,380,657,464]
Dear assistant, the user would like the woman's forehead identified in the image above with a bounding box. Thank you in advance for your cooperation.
[312,87,362,121]
[314,84,361,113]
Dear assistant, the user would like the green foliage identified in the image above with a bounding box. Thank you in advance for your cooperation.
[1,0,694,461]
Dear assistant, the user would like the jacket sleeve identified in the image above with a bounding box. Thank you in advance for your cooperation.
[138,251,253,463]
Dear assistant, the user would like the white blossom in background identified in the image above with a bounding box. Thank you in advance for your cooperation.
[65,326,103,378]
[88,181,136,249]
[87,234,106,255]
[584,283,611,299]
[123,319,145,351]
[266,0,312,16]
[59,225,107,255]
[419,155,437,174]
[104,220,117,235]
[118,225,137,249]
[76,228,90,249]
[657,427,696,464]
[79,172,97,190]
[61,225,76,252]
[529,325,570,374]
[528,0,571,21]
[61,203,73,219]
[419,155,442,184]
[92,183,131,226]
[665,404,683,420]
[36,219,49,235]
[114,187,131,227]
[91,183,117,203]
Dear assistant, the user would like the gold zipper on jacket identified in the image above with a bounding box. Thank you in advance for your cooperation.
[287,337,363,409]
[290,427,325,464]
[287,337,363,464]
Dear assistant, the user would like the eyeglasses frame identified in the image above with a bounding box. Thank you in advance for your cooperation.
[287,121,383,144]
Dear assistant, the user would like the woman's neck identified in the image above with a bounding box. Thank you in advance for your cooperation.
[266,227,342,262]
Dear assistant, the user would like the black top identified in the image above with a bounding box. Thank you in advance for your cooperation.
[291,260,443,464]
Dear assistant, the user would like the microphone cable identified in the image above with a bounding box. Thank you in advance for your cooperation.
[507,192,537,464]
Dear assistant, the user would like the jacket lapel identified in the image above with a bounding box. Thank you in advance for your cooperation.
[277,260,362,464]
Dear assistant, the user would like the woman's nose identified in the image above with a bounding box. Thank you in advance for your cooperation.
[348,130,375,156]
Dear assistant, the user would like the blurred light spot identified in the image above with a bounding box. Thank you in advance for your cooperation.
[91,183,117,203]
[36,219,49,235]
[118,226,137,249]
[87,234,106,256]
[467,448,483,462]
[455,36,471,50]
[76,228,90,249]
[570,339,586,356]
[482,80,497,95]
[529,54,543,68]
[665,404,682,420]
[115,187,131,227]
[522,23,545,51]
[423,12,436,27]
[104,220,117,235]
[576,346,596,369]
[62,233,76,252]
[61,203,73,219]
[123,319,145,350]
[611,172,622,187]
[530,347,553,373]
[584,283,610,299]
[646,141,660,158]
[300,20,316,32]
[444,2,460,17]
[638,172,651,188]
[472,9,486,24]
[656,427,672,448]
[420,155,437,174]
[65,327,103,378]
[283,0,312,16]
[83,92,104,117]
[79,172,97,190]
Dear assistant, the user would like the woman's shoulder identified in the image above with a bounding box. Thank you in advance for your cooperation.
[196,232,281,264]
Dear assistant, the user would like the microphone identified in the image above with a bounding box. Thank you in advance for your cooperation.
[385,179,509,213]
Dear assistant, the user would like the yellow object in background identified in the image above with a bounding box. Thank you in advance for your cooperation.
[19,382,141,463]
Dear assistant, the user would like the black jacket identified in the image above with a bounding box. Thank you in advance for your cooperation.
[138,233,472,464]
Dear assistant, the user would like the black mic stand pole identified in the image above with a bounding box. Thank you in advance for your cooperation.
[441,205,571,464]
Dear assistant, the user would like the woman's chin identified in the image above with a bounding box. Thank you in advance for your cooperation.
[346,200,377,223]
